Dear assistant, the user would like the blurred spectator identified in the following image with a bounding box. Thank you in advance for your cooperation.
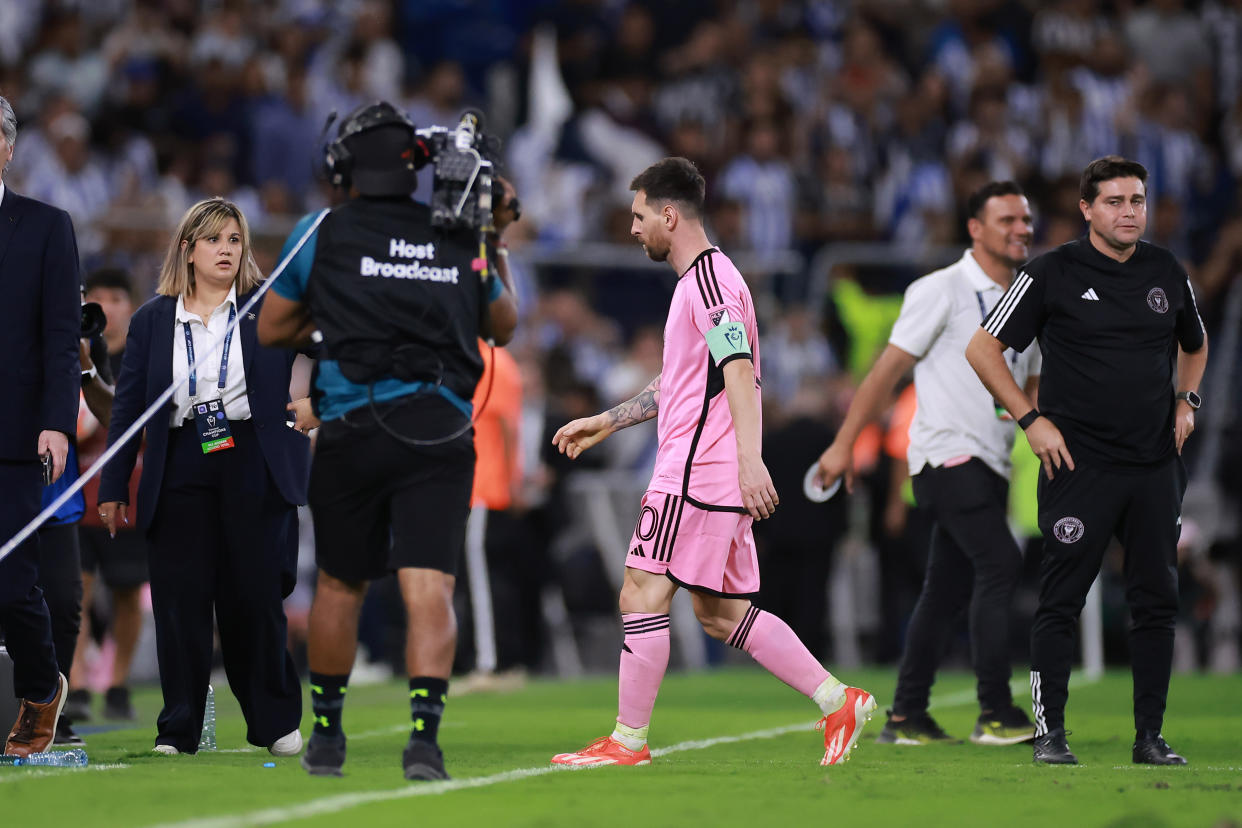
[720,119,796,257]
[250,62,318,213]
[762,305,839,410]
[1122,0,1211,90]
[24,109,110,257]
[27,10,108,117]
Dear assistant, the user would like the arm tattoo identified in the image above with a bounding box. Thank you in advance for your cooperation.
[605,374,660,430]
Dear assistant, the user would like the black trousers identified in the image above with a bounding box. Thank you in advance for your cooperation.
[35,523,83,677]
[146,421,301,753]
[893,459,1022,716]
[1031,458,1185,736]
[0,462,60,700]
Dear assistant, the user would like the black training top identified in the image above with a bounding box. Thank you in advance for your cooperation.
[982,238,1205,469]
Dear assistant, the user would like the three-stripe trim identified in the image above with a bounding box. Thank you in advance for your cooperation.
[693,253,724,310]
[985,270,1033,336]
[623,614,670,636]
[640,494,685,563]
[1030,670,1046,737]
[726,605,761,650]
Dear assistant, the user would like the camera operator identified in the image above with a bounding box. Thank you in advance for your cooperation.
[258,101,518,781]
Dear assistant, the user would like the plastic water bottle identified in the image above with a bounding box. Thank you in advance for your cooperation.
[0,749,88,767]
[199,684,217,751]
[22,748,89,767]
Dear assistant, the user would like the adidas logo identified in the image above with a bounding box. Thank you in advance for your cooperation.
[629,545,646,557]
[1081,288,1100,301]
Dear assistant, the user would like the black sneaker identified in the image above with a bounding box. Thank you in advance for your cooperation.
[875,710,961,745]
[64,688,92,723]
[971,705,1036,746]
[104,686,135,720]
[403,738,450,781]
[1133,732,1187,765]
[301,732,347,777]
[1032,727,1078,764]
[54,717,85,746]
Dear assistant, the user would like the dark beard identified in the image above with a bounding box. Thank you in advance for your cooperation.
[643,243,669,262]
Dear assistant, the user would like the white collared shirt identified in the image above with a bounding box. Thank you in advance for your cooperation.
[888,249,1042,479]
[170,286,252,426]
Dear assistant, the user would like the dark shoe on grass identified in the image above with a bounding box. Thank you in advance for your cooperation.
[1133,732,1187,765]
[875,710,960,745]
[1032,727,1078,764]
[64,688,92,723]
[54,717,85,746]
[971,705,1036,746]
[104,686,135,720]
[301,733,347,777]
[403,738,450,781]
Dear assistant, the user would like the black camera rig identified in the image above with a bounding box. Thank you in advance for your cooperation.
[418,111,518,233]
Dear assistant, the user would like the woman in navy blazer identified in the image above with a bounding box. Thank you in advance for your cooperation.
[98,198,313,757]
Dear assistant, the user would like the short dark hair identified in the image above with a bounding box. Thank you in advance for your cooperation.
[965,181,1025,220]
[1080,155,1148,204]
[85,267,134,297]
[630,157,705,217]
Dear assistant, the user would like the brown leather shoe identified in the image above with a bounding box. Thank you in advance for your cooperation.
[5,673,68,758]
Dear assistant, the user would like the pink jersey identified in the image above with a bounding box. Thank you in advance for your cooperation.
[649,247,761,510]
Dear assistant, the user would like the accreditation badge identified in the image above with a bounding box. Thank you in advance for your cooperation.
[194,399,235,454]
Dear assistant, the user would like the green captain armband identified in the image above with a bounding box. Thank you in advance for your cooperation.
[705,320,751,365]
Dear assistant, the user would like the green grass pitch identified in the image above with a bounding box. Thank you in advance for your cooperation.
[3,668,1240,827]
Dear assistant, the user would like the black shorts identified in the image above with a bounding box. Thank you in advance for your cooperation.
[308,398,475,583]
[79,525,149,589]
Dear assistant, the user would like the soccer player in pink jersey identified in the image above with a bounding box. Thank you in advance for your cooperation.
[549,157,875,768]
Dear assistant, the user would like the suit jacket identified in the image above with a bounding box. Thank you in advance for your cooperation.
[0,187,82,460]
[98,289,311,530]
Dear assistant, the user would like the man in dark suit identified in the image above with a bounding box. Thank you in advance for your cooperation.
[0,93,81,757]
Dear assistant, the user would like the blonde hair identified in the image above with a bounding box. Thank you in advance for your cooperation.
[156,197,263,297]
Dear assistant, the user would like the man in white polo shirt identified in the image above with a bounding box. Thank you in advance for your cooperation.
[814,181,1041,745]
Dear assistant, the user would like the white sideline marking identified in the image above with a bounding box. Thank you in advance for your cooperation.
[0,762,129,783]
[149,724,822,828]
[147,675,1095,827]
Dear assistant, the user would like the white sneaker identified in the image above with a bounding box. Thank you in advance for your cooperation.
[152,744,180,755]
[269,728,304,757]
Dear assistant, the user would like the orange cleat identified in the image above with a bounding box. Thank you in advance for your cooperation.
[551,736,652,767]
[816,686,877,766]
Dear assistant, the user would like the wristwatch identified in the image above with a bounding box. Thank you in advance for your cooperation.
[81,365,98,386]
[1175,390,1201,410]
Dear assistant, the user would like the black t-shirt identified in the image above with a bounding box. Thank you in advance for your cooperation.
[983,238,1205,469]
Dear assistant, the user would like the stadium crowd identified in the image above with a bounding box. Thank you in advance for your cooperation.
[2,0,1240,688]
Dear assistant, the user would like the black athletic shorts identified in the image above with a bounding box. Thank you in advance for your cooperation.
[79,525,149,588]
[309,397,475,583]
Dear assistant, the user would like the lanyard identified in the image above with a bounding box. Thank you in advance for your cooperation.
[975,290,1019,367]
[184,305,236,400]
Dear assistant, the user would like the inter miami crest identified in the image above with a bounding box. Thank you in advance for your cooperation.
[1147,287,1169,314]
[1053,516,1085,544]
[710,309,726,327]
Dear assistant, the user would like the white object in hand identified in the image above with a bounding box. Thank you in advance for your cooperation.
[803,463,842,503]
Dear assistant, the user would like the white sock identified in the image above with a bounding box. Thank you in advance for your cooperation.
[611,720,648,751]
[812,676,846,715]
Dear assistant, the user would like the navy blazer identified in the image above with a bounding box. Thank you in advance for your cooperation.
[0,187,81,460]
[98,289,311,530]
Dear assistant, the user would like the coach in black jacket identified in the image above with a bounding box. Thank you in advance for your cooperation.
[0,94,79,757]
[99,198,312,757]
